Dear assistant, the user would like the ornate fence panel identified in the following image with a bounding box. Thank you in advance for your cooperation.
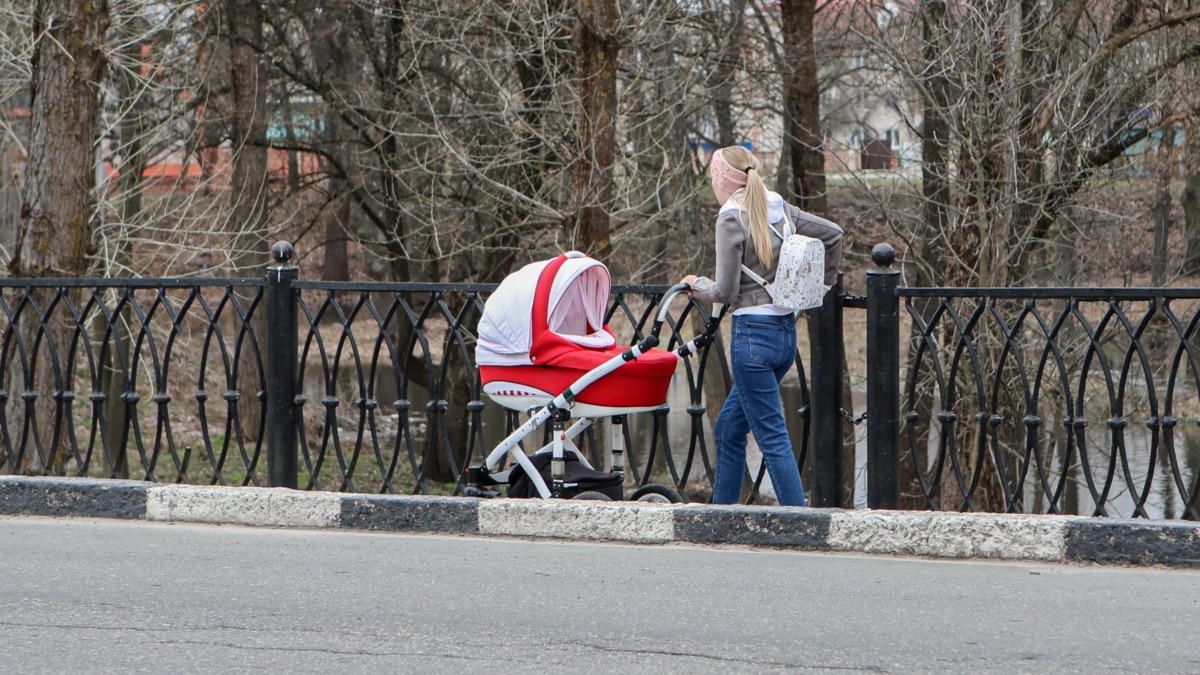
[0,279,267,485]
[892,286,1200,519]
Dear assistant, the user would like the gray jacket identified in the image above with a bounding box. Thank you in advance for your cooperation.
[690,199,844,311]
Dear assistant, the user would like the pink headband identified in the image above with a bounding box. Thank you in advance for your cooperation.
[710,149,753,194]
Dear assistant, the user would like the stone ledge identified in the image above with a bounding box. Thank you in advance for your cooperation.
[673,505,831,548]
[0,476,146,519]
[478,499,675,543]
[1064,519,1200,568]
[146,485,342,528]
[3,477,1200,568]
[828,510,1071,561]
[341,495,480,533]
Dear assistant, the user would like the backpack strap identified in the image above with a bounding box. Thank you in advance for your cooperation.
[740,264,770,288]
[767,214,793,240]
[740,213,793,289]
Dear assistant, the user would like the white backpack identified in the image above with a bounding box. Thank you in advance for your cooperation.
[741,215,825,312]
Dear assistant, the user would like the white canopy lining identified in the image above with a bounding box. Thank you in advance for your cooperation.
[475,252,615,367]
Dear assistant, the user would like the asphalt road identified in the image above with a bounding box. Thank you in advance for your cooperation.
[1,516,1198,674]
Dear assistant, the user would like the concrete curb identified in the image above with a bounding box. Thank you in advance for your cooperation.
[2,476,1198,567]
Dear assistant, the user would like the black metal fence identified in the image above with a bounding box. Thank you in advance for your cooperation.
[0,243,832,504]
[5,241,1198,519]
[0,277,269,484]
[864,245,1200,520]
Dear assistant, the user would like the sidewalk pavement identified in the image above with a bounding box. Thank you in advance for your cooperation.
[2,476,1198,568]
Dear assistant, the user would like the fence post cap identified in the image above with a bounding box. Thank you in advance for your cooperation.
[871,243,895,268]
[271,241,295,265]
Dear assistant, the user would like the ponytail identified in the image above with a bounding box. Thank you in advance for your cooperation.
[742,167,771,268]
[720,146,772,268]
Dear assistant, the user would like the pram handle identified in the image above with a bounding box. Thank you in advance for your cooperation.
[649,283,726,358]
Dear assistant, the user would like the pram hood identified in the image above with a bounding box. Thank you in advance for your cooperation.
[476,251,616,367]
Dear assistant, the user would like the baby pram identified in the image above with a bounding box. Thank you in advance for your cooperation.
[465,251,719,501]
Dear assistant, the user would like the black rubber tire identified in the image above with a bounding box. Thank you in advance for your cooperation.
[572,490,614,501]
[628,484,685,504]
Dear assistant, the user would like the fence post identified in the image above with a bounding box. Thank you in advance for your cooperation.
[807,274,844,507]
[266,241,299,489]
[866,243,900,508]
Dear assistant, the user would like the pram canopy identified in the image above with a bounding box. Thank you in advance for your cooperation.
[476,252,677,409]
[476,252,615,367]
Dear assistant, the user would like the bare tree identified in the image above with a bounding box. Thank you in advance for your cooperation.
[1186,120,1200,274]
[13,0,109,279]
[223,0,270,271]
[781,0,827,215]
[863,0,1200,288]
[7,0,110,474]
[567,0,618,258]
[1151,128,1177,287]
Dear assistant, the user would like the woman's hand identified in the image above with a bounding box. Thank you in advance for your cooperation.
[681,274,698,286]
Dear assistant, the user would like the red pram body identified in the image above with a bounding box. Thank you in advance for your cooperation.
[477,252,677,413]
[471,252,717,501]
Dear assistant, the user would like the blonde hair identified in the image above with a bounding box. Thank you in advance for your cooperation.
[719,146,771,267]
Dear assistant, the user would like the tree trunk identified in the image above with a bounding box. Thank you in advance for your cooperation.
[776,132,793,203]
[1185,171,1200,275]
[322,195,351,282]
[13,0,108,278]
[227,0,270,269]
[97,30,153,480]
[0,154,17,270]
[227,0,270,464]
[1151,131,1175,287]
[282,93,302,193]
[568,0,619,260]
[897,0,953,509]
[1053,219,1079,285]
[1181,122,1200,276]
[710,0,746,150]
[318,88,351,283]
[781,0,827,216]
[840,359,856,508]
[9,0,110,475]
[97,304,131,479]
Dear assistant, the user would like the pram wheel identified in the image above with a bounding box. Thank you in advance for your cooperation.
[628,484,685,504]
[572,490,614,501]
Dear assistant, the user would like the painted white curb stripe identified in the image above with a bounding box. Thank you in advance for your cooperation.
[478,500,675,543]
[147,485,341,529]
[828,510,1070,561]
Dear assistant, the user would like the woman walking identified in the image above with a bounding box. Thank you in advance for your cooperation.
[682,145,844,506]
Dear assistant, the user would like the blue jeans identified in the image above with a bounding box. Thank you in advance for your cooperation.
[711,313,806,506]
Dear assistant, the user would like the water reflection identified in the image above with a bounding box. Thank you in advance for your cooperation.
[910,379,1200,519]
